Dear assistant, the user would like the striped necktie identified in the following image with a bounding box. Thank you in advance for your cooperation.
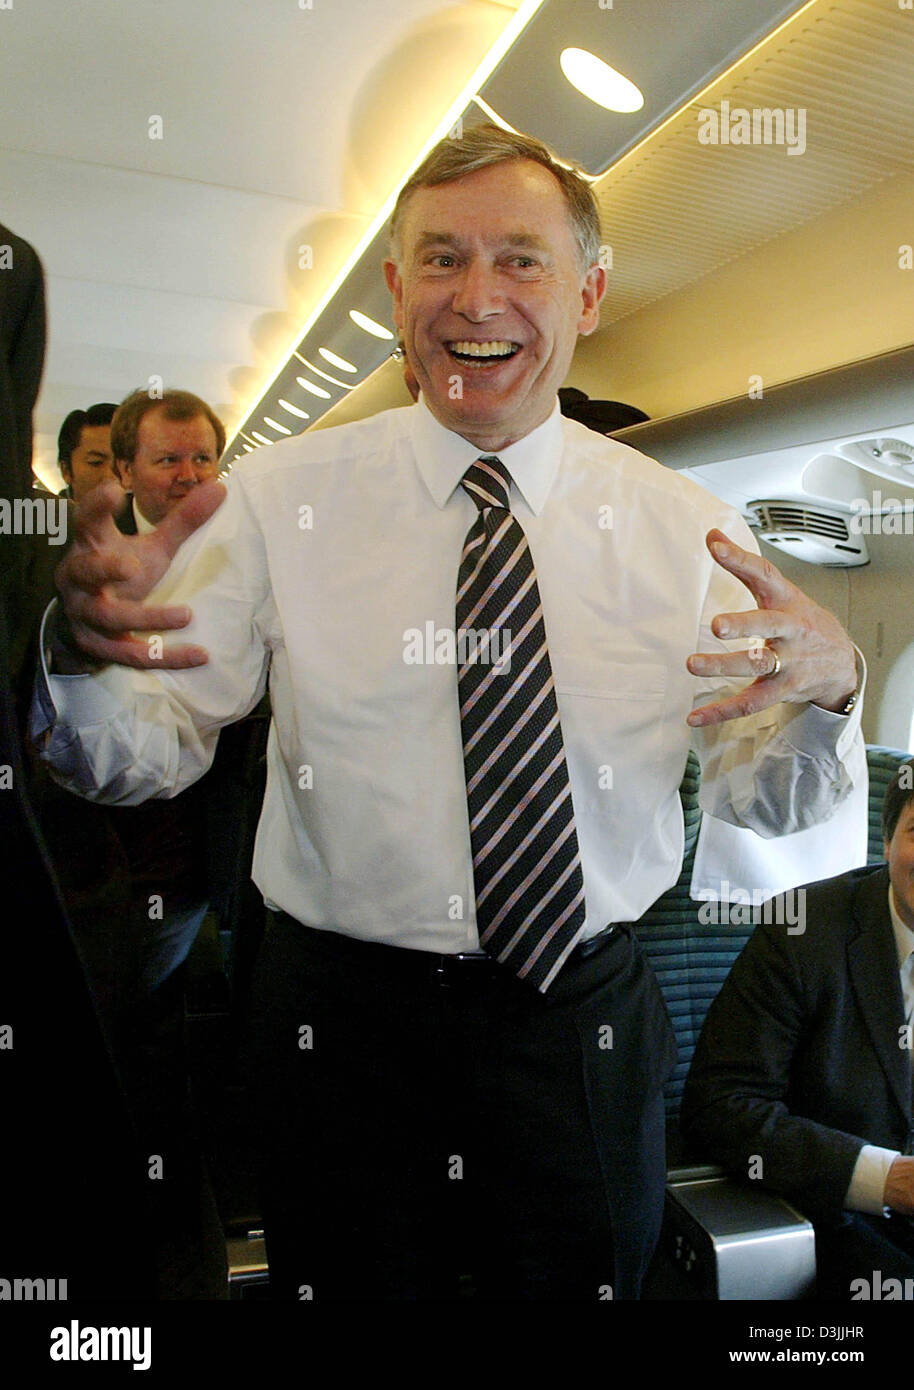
[456,455,586,993]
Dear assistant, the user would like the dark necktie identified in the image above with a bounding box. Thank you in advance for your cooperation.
[456,455,586,993]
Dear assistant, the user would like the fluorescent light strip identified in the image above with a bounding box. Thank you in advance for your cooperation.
[296,377,332,400]
[470,93,516,132]
[251,431,273,446]
[264,416,292,436]
[319,347,357,373]
[293,352,354,390]
[243,444,255,452]
[469,94,600,183]
[279,398,310,420]
[239,431,259,447]
[232,0,547,436]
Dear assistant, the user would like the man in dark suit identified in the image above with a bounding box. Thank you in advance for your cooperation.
[0,222,153,1298]
[57,402,120,502]
[683,759,914,1298]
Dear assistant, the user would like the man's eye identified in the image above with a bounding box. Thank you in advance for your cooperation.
[428,254,456,268]
[510,256,538,268]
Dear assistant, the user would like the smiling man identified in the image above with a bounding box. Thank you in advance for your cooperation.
[33,124,864,1301]
[384,156,603,449]
[111,389,223,532]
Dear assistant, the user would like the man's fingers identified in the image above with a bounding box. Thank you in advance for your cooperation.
[69,621,210,670]
[707,528,793,608]
[68,591,194,636]
[687,677,784,727]
[62,546,141,593]
[74,480,129,538]
[687,646,781,681]
[709,610,791,643]
[155,480,226,559]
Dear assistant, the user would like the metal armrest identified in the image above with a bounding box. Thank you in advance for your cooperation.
[659,1174,816,1300]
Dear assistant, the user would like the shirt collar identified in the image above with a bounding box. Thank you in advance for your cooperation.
[132,498,157,534]
[409,394,564,516]
[888,885,914,969]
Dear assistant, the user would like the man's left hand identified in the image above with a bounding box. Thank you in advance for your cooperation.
[687,529,857,727]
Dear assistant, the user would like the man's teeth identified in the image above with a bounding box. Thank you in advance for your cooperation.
[449,340,518,358]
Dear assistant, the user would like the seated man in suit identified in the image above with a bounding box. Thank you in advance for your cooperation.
[683,759,914,1299]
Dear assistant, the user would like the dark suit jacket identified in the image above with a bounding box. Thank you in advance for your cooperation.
[0,227,153,1295]
[682,865,914,1223]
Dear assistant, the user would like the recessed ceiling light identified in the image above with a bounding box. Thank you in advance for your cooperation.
[560,48,644,113]
[279,398,310,420]
[264,416,292,436]
[296,377,332,400]
[350,309,394,340]
[251,431,273,446]
[319,347,357,373]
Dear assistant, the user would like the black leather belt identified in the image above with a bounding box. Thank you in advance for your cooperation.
[575,922,620,959]
[269,910,621,986]
[430,923,619,985]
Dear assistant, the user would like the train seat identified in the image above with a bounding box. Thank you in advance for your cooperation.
[641,743,911,1299]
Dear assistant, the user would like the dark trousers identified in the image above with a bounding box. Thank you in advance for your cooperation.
[246,915,677,1301]
[815,1212,914,1300]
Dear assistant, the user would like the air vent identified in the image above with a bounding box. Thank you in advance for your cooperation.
[746,500,868,568]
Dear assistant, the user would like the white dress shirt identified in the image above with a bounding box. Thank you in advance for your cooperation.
[32,399,864,954]
[845,886,914,1214]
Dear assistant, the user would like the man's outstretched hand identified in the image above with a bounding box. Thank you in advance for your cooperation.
[687,529,857,727]
[52,480,226,670]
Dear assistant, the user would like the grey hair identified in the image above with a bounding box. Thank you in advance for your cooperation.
[389,123,601,274]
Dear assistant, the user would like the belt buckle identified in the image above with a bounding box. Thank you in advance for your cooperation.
[433,951,491,987]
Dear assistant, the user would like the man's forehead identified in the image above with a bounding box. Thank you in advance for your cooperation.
[78,424,111,455]
[398,161,570,238]
[413,227,552,254]
[139,410,213,442]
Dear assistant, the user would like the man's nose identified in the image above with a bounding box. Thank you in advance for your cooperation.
[173,456,198,484]
[450,261,503,320]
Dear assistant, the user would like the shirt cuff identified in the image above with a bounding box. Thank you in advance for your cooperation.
[31,599,137,739]
[844,1144,899,1215]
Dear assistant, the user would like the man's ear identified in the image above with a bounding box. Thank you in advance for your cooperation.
[383,258,404,332]
[59,459,72,485]
[113,457,130,488]
[578,265,606,337]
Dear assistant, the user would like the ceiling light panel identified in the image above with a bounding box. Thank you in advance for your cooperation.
[478,0,807,174]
